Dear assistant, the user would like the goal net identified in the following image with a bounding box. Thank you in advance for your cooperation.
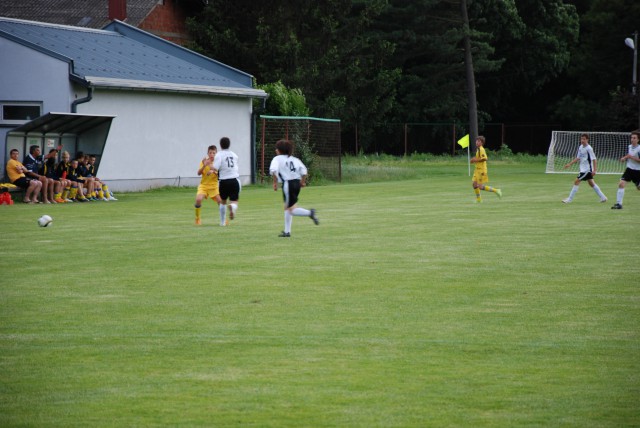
[546,131,629,174]
[257,115,342,183]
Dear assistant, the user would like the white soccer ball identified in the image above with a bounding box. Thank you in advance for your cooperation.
[38,215,53,227]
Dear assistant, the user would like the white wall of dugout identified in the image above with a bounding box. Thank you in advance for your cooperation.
[75,89,255,191]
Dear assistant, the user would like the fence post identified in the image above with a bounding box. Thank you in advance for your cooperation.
[260,117,266,183]
[404,123,408,156]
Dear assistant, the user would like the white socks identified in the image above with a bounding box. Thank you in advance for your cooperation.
[219,204,226,226]
[568,185,579,201]
[592,184,606,200]
[284,211,293,233]
[284,208,311,233]
[617,188,625,205]
[291,207,311,217]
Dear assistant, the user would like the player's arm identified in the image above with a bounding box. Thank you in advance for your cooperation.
[564,158,578,169]
[269,157,280,191]
[197,159,206,176]
[298,160,308,186]
[592,159,597,175]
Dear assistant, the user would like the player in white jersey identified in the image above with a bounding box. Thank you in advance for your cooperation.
[612,130,640,209]
[561,133,607,204]
[269,139,319,237]
[213,137,240,225]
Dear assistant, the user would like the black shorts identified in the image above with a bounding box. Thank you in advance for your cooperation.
[282,179,301,208]
[621,168,640,186]
[219,178,240,201]
[577,171,594,181]
[13,177,31,189]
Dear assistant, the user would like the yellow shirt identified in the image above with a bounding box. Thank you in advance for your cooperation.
[199,161,218,187]
[6,158,26,183]
[474,146,488,174]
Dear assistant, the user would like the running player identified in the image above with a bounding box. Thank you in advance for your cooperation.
[194,145,222,225]
[269,139,319,237]
[212,137,240,226]
[471,136,502,203]
[611,130,640,209]
[562,133,607,204]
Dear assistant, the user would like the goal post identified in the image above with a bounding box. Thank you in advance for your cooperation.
[257,115,342,183]
[546,131,629,174]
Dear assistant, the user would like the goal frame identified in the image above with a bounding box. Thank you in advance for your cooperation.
[545,131,629,175]
[257,115,342,183]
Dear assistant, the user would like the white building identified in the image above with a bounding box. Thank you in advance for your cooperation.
[0,17,267,191]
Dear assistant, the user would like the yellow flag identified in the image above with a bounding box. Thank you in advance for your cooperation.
[457,134,470,148]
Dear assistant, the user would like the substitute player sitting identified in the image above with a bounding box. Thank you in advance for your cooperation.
[194,145,222,225]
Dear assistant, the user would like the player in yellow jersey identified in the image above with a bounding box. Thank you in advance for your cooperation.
[471,136,502,203]
[194,145,222,225]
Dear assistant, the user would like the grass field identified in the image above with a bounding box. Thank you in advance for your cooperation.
[1,158,638,426]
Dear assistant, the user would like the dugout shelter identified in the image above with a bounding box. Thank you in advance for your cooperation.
[5,113,115,177]
[0,17,267,191]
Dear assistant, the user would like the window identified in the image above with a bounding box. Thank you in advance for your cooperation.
[1,103,42,124]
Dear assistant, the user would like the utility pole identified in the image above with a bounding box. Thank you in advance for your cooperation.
[461,0,478,142]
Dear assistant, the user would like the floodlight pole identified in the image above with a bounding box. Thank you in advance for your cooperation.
[626,31,639,128]
[636,31,639,128]
[625,31,638,95]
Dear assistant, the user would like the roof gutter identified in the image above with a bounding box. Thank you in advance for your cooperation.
[71,86,94,113]
[85,76,268,99]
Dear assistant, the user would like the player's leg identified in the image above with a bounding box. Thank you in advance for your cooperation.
[47,178,56,202]
[587,179,607,202]
[472,180,481,202]
[280,181,292,236]
[564,175,583,203]
[194,190,205,225]
[23,178,38,202]
[480,183,501,198]
[228,178,241,221]
[612,178,627,209]
[288,181,311,218]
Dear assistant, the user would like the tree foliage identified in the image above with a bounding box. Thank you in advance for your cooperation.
[187,0,636,153]
[258,81,310,117]
[550,0,640,130]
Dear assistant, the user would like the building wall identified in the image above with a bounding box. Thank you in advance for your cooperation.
[75,88,254,191]
[0,37,73,178]
[139,0,190,46]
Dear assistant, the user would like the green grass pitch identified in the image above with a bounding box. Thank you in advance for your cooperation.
[0,159,638,426]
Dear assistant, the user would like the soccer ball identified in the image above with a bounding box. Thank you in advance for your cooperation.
[38,215,53,227]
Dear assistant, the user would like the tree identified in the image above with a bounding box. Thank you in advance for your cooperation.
[472,0,578,123]
[186,0,589,154]
[550,0,640,130]
[188,0,400,152]
[258,81,310,117]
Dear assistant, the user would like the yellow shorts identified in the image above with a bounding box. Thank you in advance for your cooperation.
[197,184,219,200]
[472,170,489,184]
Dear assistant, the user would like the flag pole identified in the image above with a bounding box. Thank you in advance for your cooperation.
[456,133,471,176]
